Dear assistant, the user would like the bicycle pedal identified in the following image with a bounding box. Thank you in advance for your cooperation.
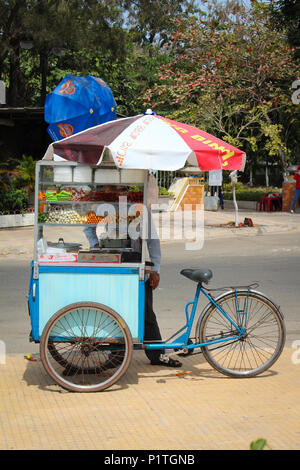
[169,349,186,357]
[174,339,194,356]
[177,347,193,357]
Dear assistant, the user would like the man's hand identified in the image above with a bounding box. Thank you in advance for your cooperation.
[149,271,160,290]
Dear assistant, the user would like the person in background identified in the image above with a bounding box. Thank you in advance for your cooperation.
[210,185,224,210]
[290,166,300,213]
[209,169,224,210]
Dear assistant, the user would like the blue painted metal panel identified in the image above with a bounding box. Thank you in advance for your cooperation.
[39,265,139,275]
[28,267,40,341]
[38,270,142,339]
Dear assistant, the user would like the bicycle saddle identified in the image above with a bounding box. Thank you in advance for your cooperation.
[180,268,213,284]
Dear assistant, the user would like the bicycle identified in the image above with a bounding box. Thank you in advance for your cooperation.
[40,268,286,392]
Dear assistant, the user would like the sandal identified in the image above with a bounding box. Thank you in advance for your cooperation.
[150,355,182,368]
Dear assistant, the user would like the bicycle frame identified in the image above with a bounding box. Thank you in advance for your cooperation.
[144,284,247,353]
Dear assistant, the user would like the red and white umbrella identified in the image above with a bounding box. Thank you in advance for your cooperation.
[43,113,246,171]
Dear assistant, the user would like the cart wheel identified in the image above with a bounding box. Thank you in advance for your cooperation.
[40,302,132,392]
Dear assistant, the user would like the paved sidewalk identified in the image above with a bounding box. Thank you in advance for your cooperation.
[0,348,299,450]
[203,208,300,239]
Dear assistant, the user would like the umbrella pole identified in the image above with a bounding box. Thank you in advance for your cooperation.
[230,171,239,227]
[232,183,239,227]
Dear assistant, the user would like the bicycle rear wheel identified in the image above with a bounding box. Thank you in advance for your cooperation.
[40,302,132,392]
[196,290,285,378]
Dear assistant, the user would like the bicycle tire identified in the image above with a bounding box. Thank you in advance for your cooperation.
[196,290,285,378]
[40,302,132,392]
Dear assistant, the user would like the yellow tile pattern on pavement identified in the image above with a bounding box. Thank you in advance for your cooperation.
[0,348,299,450]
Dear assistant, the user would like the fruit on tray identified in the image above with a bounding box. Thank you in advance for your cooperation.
[86,211,105,224]
[45,209,87,224]
[38,191,47,214]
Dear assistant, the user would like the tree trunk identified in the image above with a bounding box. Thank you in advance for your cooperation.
[40,51,48,107]
[278,148,288,182]
[8,45,25,106]
[265,162,269,187]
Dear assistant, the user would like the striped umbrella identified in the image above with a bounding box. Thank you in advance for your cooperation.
[43,112,246,171]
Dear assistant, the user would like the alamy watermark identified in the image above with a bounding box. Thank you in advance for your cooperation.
[0,340,6,365]
[94,199,205,251]
[291,80,300,104]
[291,340,300,365]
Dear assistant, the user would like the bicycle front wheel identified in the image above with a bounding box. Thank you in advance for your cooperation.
[196,290,285,378]
[40,302,132,392]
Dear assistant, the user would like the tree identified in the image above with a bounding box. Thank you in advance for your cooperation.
[122,0,198,48]
[0,0,127,106]
[0,1,27,105]
[145,1,300,180]
[270,0,300,60]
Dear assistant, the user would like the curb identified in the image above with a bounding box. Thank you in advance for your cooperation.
[158,223,300,245]
[0,213,34,229]
[204,223,300,239]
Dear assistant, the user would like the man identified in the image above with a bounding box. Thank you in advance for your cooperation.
[83,195,182,368]
[290,166,300,213]
[143,211,182,367]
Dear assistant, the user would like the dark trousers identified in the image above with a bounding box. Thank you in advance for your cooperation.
[144,280,164,362]
[210,186,224,209]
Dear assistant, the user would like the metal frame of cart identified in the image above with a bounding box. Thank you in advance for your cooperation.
[29,160,150,347]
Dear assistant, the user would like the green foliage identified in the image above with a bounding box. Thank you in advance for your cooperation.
[250,438,268,450]
[159,186,174,197]
[1,0,299,181]
[223,190,265,202]
[0,1,196,111]
[223,185,281,202]
[223,182,244,192]
[13,155,36,193]
[145,1,300,174]
[122,0,199,47]
[270,0,300,60]
[0,0,127,105]
[0,186,29,214]
[0,155,35,197]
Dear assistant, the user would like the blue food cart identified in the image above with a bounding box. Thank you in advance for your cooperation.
[28,159,150,392]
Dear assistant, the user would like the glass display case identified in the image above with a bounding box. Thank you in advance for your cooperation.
[29,161,149,344]
[33,161,148,279]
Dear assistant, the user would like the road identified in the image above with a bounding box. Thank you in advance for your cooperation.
[0,230,299,354]
[157,231,300,346]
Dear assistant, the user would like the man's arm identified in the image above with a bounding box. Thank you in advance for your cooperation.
[83,225,99,248]
[146,210,161,289]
